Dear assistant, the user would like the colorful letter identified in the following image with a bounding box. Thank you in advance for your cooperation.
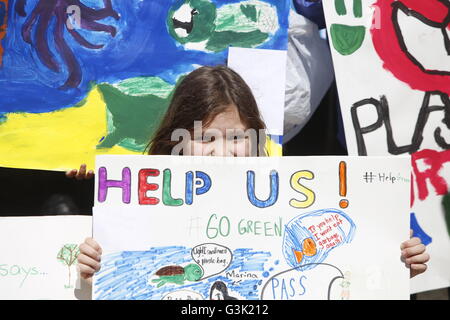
[185,171,212,205]
[138,169,160,205]
[163,169,183,206]
[289,170,315,208]
[98,167,131,204]
[247,170,279,208]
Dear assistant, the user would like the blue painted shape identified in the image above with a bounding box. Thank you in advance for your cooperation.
[247,170,279,208]
[0,2,6,26]
[185,171,194,205]
[195,171,211,195]
[0,0,291,115]
[94,246,272,300]
[410,212,432,246]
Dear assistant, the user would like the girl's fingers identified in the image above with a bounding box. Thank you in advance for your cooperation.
[78,253,101,271]
[66,169,77,178]
[76,164,87,180]
[406,253,430,265]
[402,244,426,258]
[86,170,95,180]
[78,263,97,275]
[79,242,101,261]
[400,237,421,250]
[85,238,102,256]
[410,264,428,278]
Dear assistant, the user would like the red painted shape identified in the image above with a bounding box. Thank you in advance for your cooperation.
[371,0,450,95]
[0,0,8,67]
[138,169,160,205]
[412,149,450,201]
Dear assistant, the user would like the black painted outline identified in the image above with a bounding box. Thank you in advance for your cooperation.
[351,91,450,156]
[392,1,450,76]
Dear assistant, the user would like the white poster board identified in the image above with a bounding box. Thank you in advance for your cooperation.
[0,216,92,300]
[228,47,287,137]
[93,155,410,300]
[322,0,450,293]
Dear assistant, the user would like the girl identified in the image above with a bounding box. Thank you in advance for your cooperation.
[72,66,429,286]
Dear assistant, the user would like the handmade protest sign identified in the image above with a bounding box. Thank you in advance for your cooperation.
[322,0,450,293]
[0,216,91,300]
[0,0,289,170]
[93,155,410,300]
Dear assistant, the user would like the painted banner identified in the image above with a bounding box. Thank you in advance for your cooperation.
[322,0,450,293]
[0,0,289,171]
[92,155,410,300]
[0,216,92,300]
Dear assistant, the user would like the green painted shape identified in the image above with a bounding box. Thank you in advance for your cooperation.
[163,169,184,206]
[240,4,257,22]
[206,30,268,52]
[442,193,450,237]
[156,274,185,285]
[353,0,363,18]
[184,263,204,281]
[167,0,217,44]
[116,77,173,98]
[96,83,173,152]
[335,0,347,16]
[330,24,365,56]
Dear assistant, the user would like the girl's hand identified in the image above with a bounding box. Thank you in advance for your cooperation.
[77,237,102,285]
[401,230,430,278]
[66,164,94,180]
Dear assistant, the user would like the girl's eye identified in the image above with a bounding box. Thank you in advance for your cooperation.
[202,135,216,142]
[228,135,246,142]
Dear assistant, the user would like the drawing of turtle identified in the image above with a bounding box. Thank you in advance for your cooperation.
[152,263,204,288]
[167,0,280,52]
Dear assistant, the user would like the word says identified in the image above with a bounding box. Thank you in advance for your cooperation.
[98,168,317,209]
[206,214,282,239]
[0,264,43,287]
[271,275,307,300]
[352,91,450,156]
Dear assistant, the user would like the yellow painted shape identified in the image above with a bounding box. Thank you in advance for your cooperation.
[289,170,316,208]
[0,87,140,171]
[265,136,283,157]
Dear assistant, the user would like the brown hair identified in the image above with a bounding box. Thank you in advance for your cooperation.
[147,65,267,156]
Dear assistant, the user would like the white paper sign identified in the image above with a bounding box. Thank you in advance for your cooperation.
[93,155,410,300]
[228,47,287,136]
[0,216,92,300]
[322,0,450,293]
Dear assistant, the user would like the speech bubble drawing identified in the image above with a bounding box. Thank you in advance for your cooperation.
[162,289,204,300]
[260,263,344,300]
[283,208,356,271]
[191,243,233,280]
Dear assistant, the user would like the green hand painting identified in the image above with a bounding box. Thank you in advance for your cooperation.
[56,244,80,289]
[96,77,176,153]
[330,0,366,56]
[167,0,279,52]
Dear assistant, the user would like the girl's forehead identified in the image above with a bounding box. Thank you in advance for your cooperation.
[204,104,247,131]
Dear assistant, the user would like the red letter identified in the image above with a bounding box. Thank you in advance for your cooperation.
[412,149,450,201]
[139,169,160,205]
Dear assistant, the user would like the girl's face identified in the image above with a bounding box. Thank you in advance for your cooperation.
[183,105,253,157]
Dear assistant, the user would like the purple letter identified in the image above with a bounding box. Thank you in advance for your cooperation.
[98,167,131,204]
